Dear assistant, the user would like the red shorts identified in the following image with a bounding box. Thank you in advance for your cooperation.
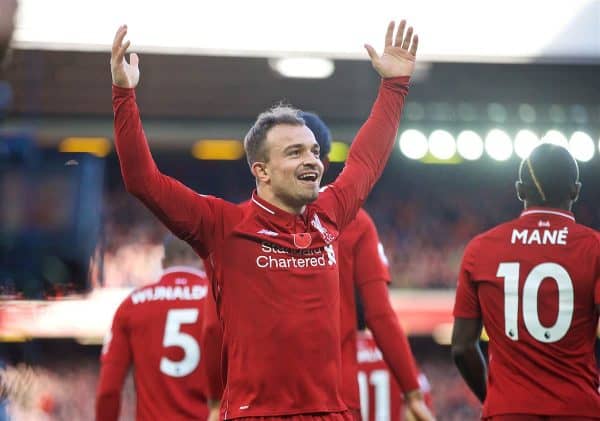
[484,415,599,421]
[232,410,355,421]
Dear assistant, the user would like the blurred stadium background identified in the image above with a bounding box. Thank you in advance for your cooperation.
[1,1,599,419]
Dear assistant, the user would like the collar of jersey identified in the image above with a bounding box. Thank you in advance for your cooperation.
[250,190,307,223]
[520,206,575,222]
[161,265,207,279]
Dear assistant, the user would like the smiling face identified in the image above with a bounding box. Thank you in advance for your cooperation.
[253,124,324,212]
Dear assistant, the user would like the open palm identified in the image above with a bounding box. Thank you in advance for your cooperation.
[110,25,140,89]
[365,20,418,78]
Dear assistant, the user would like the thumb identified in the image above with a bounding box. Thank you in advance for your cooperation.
[364,44,378,62]
[129,53,139,68]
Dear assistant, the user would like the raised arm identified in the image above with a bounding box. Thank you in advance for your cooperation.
[319,20,418,229]
[110,25,223,255]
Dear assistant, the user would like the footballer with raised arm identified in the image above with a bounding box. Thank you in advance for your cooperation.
[110,19,418,420]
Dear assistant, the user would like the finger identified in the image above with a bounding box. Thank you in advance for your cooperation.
[401,26,414,50]
[394,19,406,47]
[384,21,395,47]
[129,53,139,68]
[409,34,419,56]
[114,40,130,65]
[118,40,131,62]
[112,25,127,55]
[364,44,378,61]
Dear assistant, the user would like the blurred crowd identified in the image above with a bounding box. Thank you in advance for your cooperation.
[97,159,600,290]
[0,343,480,420]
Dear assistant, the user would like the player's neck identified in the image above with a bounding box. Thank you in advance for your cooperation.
[256,186,306,215]
[524,200,572,212]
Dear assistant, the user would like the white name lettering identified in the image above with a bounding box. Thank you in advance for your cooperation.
[510,228,568,245]
[131,285,208,304]
[357,347,383,363]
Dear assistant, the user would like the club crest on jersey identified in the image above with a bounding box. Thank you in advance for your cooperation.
[293,232,312,249]
[311,214,336,244]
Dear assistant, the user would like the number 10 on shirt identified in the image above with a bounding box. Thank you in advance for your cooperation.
[497,262,574,343]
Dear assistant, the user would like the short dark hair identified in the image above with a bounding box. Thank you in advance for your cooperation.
[300,111,332,159]
[519,143,579,206]
[244,105,304,167]
[162,234,200,268]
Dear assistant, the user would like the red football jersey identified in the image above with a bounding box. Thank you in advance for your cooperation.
[96,267,210,421]
[201,261,225,402]
[113,77,409,419]
[356,332,433,421]
[454,207,600,418]
[356,331,402,421]
[338,208,391,410]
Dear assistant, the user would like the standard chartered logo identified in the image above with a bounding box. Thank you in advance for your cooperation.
[256,241,336,269]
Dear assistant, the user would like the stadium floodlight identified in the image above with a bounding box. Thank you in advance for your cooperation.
[514,129,540,159]
[541,130,568,148]
[428,130,456,160]
[485,129,513,161]
[399,129,428,160]
[568,131,594,162]
[456,130,484,160]
[268,57,334,79]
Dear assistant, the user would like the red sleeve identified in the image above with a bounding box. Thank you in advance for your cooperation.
[318,77,409,231]
[453,239,481,318]
[594,233,600,306]
[95,302,132,421]
[112,86,227,257]
[353,210,391,286]
[202,278,225,400]
[359,280,420,393]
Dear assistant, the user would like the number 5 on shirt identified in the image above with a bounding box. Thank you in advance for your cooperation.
[497,262,574,343]
[160,308,201,377]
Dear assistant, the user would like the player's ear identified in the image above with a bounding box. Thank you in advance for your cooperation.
[251,161,270,183]
[515,180,525,202]
[571,181,581,202]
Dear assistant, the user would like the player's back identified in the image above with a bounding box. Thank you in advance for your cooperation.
[124,266,210,420]
[458,207,600,417]
[356,331,402,421]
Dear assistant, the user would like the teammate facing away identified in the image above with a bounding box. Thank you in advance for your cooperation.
[201,113,434,421]
[96,236,210,421]
[452,143,600,420]
[356,332,434,421]
[110,20,418,420]
[355,292,434,421]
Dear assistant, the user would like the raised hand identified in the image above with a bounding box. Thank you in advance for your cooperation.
[364,20,418,78]
[110,25,140,89]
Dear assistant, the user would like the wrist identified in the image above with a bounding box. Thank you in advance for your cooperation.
[208,399,221,410]
[404,388,423,403]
